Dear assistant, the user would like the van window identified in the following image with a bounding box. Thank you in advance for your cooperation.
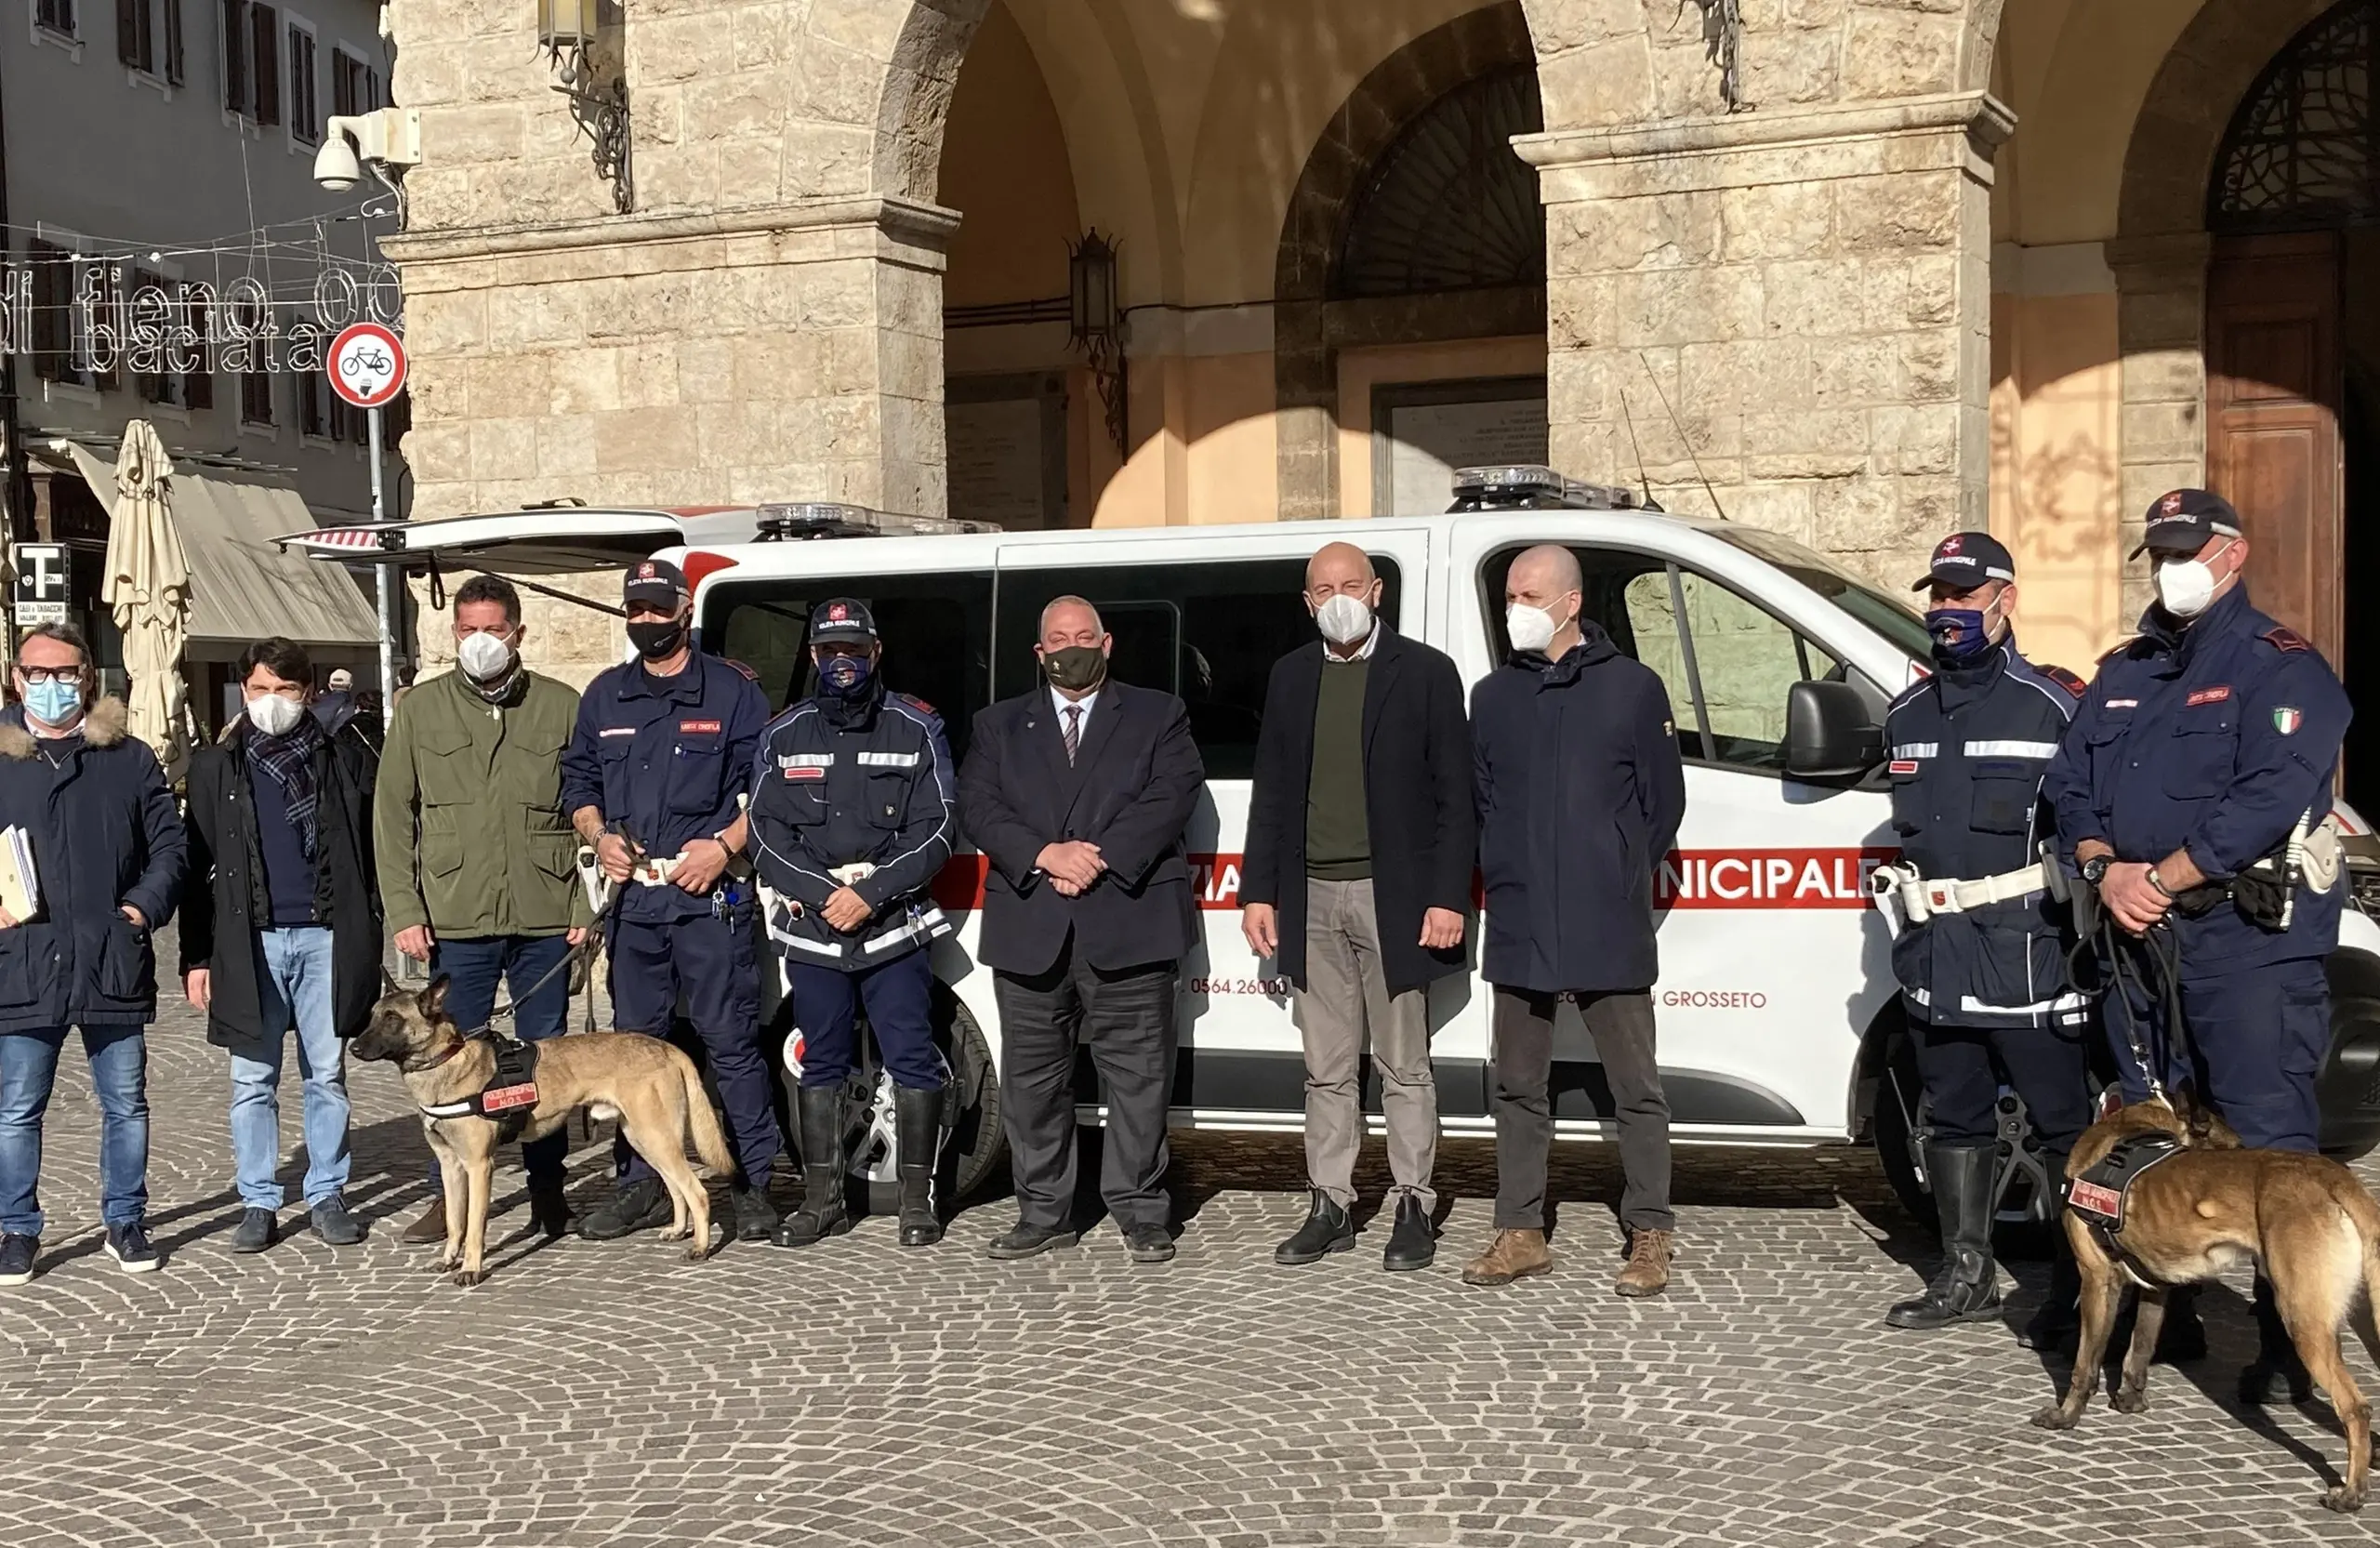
[1479,545,1837,771]
[700,571,994,758]
[996,558,1403,781]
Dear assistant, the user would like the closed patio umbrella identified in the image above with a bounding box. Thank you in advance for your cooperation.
[100,419,192,781]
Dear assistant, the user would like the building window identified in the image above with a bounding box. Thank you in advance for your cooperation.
[220,0,280,125]
[128,268,211,410]
[1336,65,1546,298]
[240,369,275,428]
[2211,0,2380,232]
[26,240,126,392]
[114,0,152,70]
[284,16,317,143]
[331,42,379,117]
[35,0,76,37]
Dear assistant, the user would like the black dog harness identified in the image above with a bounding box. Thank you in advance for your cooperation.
[417,1036,544,1144]
[2064,1133,2184,1236]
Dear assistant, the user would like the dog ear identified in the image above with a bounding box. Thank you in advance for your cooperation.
[380,966,401,997]
[423,973,452,1021]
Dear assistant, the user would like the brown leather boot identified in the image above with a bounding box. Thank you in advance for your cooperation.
[400,1198,448,1246]
[1616,1227,1673,1297]
[1461,1228,1553,1287]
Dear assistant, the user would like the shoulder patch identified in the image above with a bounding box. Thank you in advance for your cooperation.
[2040,664,2087,697]
[896,692,936,715]
[2262,626,2312,654]
[721,657,760,681]
[2096,637,2136,666]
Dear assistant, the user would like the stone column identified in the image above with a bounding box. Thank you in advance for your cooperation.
[2106,232,2211,625]
[1519,91,2013,589]
[382,197,959,522]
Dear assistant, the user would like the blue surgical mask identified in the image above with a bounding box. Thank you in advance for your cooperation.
[1924,605,2001,665]
[22,679,81,726]
[818,654,873,698]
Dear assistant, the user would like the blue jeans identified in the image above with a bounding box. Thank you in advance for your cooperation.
[226,928,351,1210]
[428,934,572,1185]
[0,1025,150,1237]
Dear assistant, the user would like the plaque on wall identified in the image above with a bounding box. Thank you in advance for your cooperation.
[1373,377,1549,517]
[946,373,1067,530]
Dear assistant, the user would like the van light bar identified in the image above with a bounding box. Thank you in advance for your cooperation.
[754,503,999,540]
[1448,465,1653,512]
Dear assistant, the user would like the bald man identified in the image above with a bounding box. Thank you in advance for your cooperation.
[1464,544,1687,1297]
[1242,542,1474,1272]
[957,595,1206,1264]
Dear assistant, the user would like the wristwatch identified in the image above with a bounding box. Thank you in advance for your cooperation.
[2081,854,2111,887]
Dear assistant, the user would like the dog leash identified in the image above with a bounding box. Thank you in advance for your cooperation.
[2066,886,2195,1105]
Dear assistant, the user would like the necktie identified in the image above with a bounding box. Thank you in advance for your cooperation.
[1063,704,1081,766]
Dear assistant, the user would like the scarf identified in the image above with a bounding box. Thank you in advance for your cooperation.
[248,713,326,859]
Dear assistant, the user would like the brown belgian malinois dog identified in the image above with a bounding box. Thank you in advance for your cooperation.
[2032,1095,2380,1511]
[353,977,737,1286]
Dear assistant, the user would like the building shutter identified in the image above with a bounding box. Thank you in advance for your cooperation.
[132,268,165,404]
[116,0,141,67]
[251,4,280,125]
[164,0,183,84]
[28,242,68,382]
[221,0,247,114]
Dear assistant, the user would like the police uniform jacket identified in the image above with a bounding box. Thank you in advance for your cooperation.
[1884,640,2087,1030]
[1470,625,1686,995]
[560,649,770,925]
[749,681,957,968]
[2044,585,2351,974]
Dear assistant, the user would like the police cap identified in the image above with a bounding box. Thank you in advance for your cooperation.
[623,558,689,609]
[2130,488,2242,559]
[808,597,879,646]
[1909,530,2015,593]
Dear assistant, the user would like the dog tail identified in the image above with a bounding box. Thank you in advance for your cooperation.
[679,1056,738,1177]
[2341,1174,2380,1367]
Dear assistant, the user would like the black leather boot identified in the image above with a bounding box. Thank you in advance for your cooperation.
[1274,1190,1355,1265]
[1382,1194,1436,1272]
[2017,1217,2082,1351]
[773,1087,852,1248]
[1886,1144,2003,1329]
[894,1084,945,1248]
[2241,1271,2314,1404]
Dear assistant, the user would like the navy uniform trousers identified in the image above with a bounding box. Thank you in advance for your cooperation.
[608,908,781,1188]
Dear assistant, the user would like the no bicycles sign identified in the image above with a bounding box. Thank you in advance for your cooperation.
[327,321,407,409]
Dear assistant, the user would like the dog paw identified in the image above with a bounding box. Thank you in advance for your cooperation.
[2110,1386,2149,1415]
[2322,1486,2365,1514]
[449,1268,485,1289]
[658,1224,692,1243]
[2030,1404,2080,1431]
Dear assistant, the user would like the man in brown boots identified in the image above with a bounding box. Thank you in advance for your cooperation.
[1462,545,1687,1297]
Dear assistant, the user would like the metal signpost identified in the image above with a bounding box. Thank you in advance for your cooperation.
[326,322,408,728]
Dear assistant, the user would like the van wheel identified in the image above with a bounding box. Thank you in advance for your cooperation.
[778,985,1004,1217]
[1872,1027,2059,1255]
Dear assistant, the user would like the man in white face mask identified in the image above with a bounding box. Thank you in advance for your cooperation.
[1241,542,1475,1272]
[2046,486,2353,1395]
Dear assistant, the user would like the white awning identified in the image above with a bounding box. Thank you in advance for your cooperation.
[60,444,380,655]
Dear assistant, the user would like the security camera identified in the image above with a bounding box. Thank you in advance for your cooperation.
[313,109,423,192]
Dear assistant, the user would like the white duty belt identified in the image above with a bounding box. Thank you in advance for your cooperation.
[1870,844,2069,933]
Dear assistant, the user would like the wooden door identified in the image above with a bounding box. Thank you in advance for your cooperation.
[2206,231,2344,664]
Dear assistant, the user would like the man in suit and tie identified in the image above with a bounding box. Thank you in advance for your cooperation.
[958,596,1206,1264]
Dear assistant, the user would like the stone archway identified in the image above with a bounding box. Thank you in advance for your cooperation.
[1272,3,1540,519]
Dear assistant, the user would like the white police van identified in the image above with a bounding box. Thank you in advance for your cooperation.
[287,473,2380,1228]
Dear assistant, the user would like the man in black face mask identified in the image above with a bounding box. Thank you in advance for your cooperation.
[748,599,959,1250]
[1870,531,2096,1348]
[562,559,780,1245]
[956,595,1205,1264]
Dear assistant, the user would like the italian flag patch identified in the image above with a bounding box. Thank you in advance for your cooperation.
[2274,708,2303,735]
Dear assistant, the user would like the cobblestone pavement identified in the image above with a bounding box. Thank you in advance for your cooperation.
[6,981,2380,1547]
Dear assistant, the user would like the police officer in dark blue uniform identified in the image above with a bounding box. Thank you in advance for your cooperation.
[749,598,958,1250]
[2047,488,2352,1397]
[1872,532,2096,1346]
[563,559,782,1244]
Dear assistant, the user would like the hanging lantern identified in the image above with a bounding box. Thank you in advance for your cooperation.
[1067,229,1119,353]
[538,0,599,57]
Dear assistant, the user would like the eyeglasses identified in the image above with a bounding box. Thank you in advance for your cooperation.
[17,668,78,685]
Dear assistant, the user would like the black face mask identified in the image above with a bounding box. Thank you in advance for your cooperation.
[1040,645,1107,693]
[627,619,687,661]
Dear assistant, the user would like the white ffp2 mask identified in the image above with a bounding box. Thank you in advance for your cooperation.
[1315,594,1373,646]
[456,629,517,681]
[1506,602,1560,655]
[245,694,305,737]
[2154,543,2233,619]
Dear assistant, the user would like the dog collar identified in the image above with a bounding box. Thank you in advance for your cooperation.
[407,1040,469,1075]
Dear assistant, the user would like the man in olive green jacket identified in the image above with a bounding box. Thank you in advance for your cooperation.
[374,575,592,1244]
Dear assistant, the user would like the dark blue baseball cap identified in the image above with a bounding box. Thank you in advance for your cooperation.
[2131,488,2242,559]
[1910,531,2016,592]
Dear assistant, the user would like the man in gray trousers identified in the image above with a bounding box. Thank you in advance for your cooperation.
[1241,542,1476,1272]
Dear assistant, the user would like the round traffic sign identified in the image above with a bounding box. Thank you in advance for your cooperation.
[327,322,407,409]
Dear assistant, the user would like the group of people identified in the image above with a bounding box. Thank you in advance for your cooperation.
[0,486,2351,1398]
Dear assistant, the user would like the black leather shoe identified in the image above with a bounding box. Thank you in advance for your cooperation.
[230,1207,277,1254]
[1123,1224,1175,1264]
[734,1187,782,1243]
[1382,1194,1435,1272]
[1274,1190,1355,1265]
[2241,1273,2314,1404]
[577,1176,672,1240]
[986,1222,1079,1260]
[527,1181,572,1239]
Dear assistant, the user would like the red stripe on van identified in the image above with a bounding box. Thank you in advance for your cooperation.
[929,847,1901,913]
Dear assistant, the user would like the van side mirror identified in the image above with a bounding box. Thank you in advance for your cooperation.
[1784,680,1884,780]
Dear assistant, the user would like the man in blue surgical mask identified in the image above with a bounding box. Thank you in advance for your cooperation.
[1871,531,2096,1349]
